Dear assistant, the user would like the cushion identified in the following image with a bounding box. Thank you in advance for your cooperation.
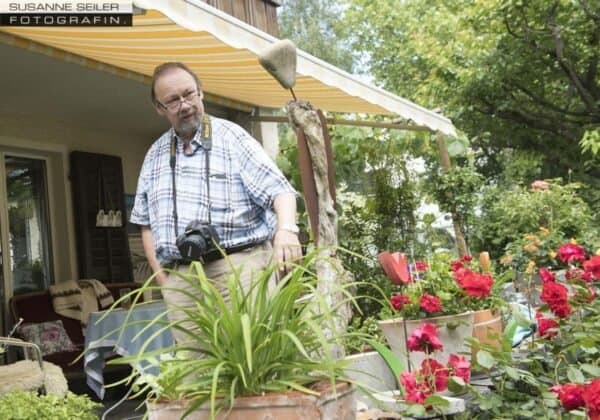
[18,320,78,356]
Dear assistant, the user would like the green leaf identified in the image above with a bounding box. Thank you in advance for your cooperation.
[505,366,520,380]
[448,376,466,394]
[366,338,404,388]
[424,395,450,407]
[477,350,496,370]
[581,364,600,376]
[567,366,585,384]
[241,313,252,373]
[405,404,427,417]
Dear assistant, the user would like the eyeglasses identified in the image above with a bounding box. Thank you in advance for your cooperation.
[158,90,200,112]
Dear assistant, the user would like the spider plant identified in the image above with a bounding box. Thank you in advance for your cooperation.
[112,250,356,419]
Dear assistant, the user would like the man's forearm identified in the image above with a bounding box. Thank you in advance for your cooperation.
[273,192,297,229]
[141,226,167,283]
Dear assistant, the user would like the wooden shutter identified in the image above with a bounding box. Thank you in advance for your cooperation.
[70,152,133,283]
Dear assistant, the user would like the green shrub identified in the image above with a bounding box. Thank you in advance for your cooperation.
[0,391,100,420]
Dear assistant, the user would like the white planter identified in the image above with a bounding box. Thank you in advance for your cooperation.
[372,390,465,418]
[344,351,397,406]
[378,312,475,369]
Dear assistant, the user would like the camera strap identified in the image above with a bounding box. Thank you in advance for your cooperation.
[170,114,212,238]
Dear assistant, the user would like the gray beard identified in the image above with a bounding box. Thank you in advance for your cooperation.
[176,119,201,140]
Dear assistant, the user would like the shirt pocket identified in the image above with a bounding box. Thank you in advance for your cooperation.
[208,171,231,211]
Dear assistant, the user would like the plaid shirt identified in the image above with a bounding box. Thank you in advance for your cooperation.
[130,116,295,265]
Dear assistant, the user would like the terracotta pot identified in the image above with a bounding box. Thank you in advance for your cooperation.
[471,309,502,359]
[147,381,355,420]
[378,312,474,370]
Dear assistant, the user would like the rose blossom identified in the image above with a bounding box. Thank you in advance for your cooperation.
[540,280,571,318]
[531,180,550,190]
[390,294,411,311]
[407,323,444,353]
[420,293,442,313]
[583,255,600,280]
[447,354,471,383]
[557,243,586,264]
[414,260,429,272]
[551,383,586,411]
[450,260,464,272]
[539,267,555,283]
[535,312,558,338]
[400,371,430,404]
[583,378,600,420]
[454,268,493,297]
[421,358,449,392]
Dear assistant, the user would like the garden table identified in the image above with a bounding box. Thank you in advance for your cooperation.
[83,301,173,399]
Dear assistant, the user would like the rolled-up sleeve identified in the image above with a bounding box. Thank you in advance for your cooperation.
[130,154,152,226]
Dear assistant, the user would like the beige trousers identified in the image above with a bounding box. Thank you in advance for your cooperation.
[161,241,274,346]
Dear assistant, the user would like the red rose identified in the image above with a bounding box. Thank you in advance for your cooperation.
[583,256,600,280]
[414,260,429,272]
[420,293,442,313]
[447,353,471,383]
[557,243,586,264]
[378,251,411,284]
[421,358,449,392]
[461,255,473,262]
[455,269,493,297]
[583,379,600,420]
[540,280,571,318]
[407,322,444,353]
[539,267,555,283]
[450,260,464,272]
[531,180,549,190]
[535,312,558,338]
[390,294,411,311]
[551,383,586,411]
[400,371,430,404]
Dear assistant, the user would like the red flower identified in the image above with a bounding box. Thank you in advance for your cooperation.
[539,267,555,283]
[450,260,464,272]
[583,379,600,420]
[390,294,411,311]
[461,255,473,262]
[455,269,494,298]
[378,251,411,285]
[407,323,444,353]
[540,281,571,318]
[447,354,471,383]
[421,358,449,392]
[557,243,586,264]
[551,383,586,411]
[400,371,430,404]
[414,260,429,272]
[531,180,549,190]
[583,256,600,280]
[420,293,442,313]
[535,312,558,339]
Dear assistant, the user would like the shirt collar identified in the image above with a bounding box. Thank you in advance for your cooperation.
[172,126,207,153]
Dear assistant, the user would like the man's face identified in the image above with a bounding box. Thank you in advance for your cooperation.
[154,68,204,139]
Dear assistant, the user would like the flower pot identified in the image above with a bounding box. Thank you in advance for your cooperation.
[378,312,474,369]
[344,351,397,406]
[371,390,466,418]
[471,309,502,359]
[147,381,355,420]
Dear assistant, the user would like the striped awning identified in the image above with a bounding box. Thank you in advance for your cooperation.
[0,0,456,135]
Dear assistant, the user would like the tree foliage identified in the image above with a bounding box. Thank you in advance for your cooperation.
[346,0,600,194]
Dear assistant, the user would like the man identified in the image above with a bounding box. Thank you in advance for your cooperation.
[130,62,301,342]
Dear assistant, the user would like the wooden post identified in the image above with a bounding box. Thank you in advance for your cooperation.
[436,133,469,257]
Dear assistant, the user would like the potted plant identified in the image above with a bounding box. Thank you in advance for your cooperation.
[111,251,356,419]
[376,251,506,368]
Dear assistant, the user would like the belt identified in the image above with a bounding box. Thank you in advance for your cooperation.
[168,241,262,267]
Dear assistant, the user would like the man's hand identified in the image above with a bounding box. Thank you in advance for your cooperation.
[154,270,168,286]
[273,229,302,274]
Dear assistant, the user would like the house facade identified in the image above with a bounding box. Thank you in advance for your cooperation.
[0,0,455,334]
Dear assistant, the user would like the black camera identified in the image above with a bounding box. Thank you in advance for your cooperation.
[176,220,221,261]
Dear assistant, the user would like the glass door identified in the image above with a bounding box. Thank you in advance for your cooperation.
[3,155,54,295]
